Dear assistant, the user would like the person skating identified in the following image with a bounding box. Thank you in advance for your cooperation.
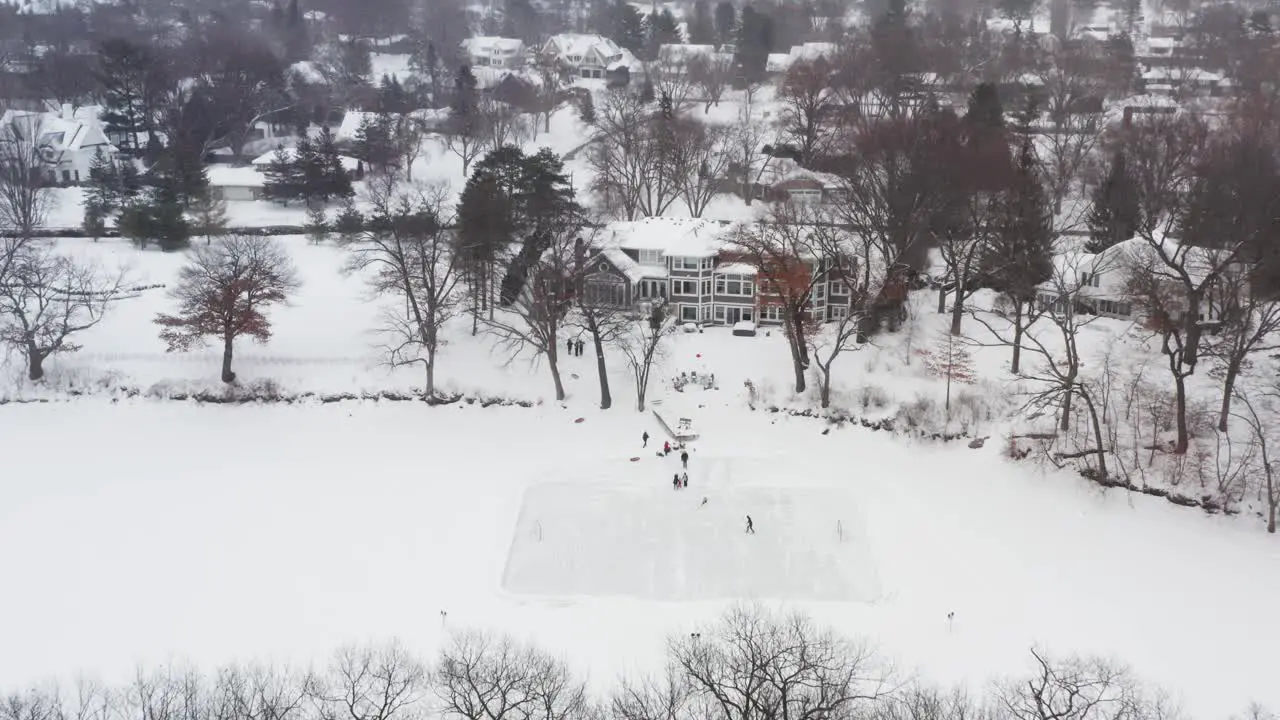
[700,497,708,507]
[642,431,650,448]
[745,515,755,534]
[566,338,573,356]
[681,472,688,488]
[663,441,671,456]
[680,450,689,469]
[577,339,585,356]
[673,474,681,490]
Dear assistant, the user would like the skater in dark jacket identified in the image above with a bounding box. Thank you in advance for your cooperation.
[681,472,689,487]
[745,515,755,534]
[643,431,649,447]
[680,450,689,469]
[673,474,681,490]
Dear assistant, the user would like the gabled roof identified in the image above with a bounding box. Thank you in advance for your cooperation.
[597,218,730,258]
[598,247,649,284]
[0,109,113,154]
[463,36,525,55]
[543,34,622,61]
[251,147,362,171]
[207,165,266,188]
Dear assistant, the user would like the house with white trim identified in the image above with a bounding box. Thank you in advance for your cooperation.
[462,36,526,69]
[0,104,116,184]
[541,34,630,79]
[583,218,851,327]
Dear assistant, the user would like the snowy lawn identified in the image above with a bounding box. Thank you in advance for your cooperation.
[1,399,1278,717]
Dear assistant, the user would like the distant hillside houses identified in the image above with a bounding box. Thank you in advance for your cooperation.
[0,104,116,184]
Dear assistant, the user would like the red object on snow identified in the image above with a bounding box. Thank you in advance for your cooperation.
[574,417,585,423]
[696,353,702,359]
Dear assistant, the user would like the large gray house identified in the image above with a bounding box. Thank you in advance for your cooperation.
[582,218,849,326]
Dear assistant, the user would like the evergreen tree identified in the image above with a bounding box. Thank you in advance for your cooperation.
[1085,150,1138,253]
[644,8,683,58]
[190,190,228,244]
[86,148,120,214]
[612,0,646,52]
[965,82,1004,129]
[736,6,773,83]
[690,0,715,44]
[82,201,108,241]
[333,198,364,233]
[354,114,396,170]
[305,204,329,244]
[95,38,163,154]
[315,126,353,201]
[578,92,596,123]
[263,146,303,203]
[639,76,655,103]
[714,1,737,46]
[283,0,311,62]
[147,179,192,251]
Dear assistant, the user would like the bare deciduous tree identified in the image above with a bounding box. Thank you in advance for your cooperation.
[670,605,891,720]
[0,243,129,381]
[778,57,839,164]
[588,90,681,220]
[1232,384,1280,533]
[311,643,428,720]
[613,304,676,411]
[340,176,462,396]
[669,118,733,218]
[0,117,56,239]
[688,53,733,113]
[436,630,589,720]
[155,235,300,383]
[1203,262,1280,431]
[993,648,1177,720]
[483,229,578,400]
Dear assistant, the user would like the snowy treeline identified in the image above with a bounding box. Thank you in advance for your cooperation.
[2,607,1272,720]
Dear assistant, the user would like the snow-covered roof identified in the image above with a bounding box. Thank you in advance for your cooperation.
[714,263,757,276]
[600,248,649,284]
[206,165,266,188]
[790,42,836,62]
[463,36,525,56]
[598,218,730,257]
[766,53,792,73]
[289,61,326,84]
[0,109,113,154]
[658,43,716,60]
[251,147,362,171]
[545,34,621,58]
[757,158,843,189]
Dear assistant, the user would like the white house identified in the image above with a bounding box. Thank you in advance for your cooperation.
[541,34,629,79]
[207,165,266,201]
[0,104,116,184]
[462,36,526,69]
[251,147,363,173]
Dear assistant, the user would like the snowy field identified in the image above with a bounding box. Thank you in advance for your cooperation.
[2,399,1279,717]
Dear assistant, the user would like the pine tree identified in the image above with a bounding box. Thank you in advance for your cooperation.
[305,204,329,244]
[86,148,120,214]
[190,190,228,244]
[714,1,737,46]
[82,201,108,241]
[315,125,353,201]
[333,198,364,234]
[148,179,191,251]
[612,0,645,52]
[643,8,682,58]
[1085,150,1138,254]
[965,82,1004,129]
[263,146,302,203]
[639,77,655,103]
[283,0,311,62]
[95,38,161,154]
[689,0,715,44]
[579,92,596,123]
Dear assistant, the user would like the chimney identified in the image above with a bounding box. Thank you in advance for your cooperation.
[61,103,73,119]
[1122,107,1133,128]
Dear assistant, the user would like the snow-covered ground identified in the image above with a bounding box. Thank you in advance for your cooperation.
[2,399,1278,718]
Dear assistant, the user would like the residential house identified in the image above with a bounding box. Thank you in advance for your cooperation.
[0,104,116,184]
[1034,238,1244,324]
[584,218,852,327]
[251,147,364,177]
[541,34,631,80]
[462,36,526,69]
[748,158,846,204]
[207,164,267,201]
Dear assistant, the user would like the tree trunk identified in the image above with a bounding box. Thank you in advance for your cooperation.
[1173,372,1189,454]
[1217,359,1241,432]
[26,343,45,381]
[425,345,437,397]
[949,292,964,336]
[221,336,237,383]
[590,322,611,410]
[819,366,831,408]
[548,351,566,401]
[1011,301,1024,374]
[937,285,947,314]
[1080,386,1109,481]
[1059,378,1075,432]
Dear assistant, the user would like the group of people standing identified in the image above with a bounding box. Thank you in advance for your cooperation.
[642,430,755,534]
[565,338,586,357]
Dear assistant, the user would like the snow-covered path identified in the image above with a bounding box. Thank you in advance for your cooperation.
[1,399,1276,716]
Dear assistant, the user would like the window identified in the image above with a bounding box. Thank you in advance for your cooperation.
[714,306,725,321]
[701,305,712,321]
[816,283,825,300]
[788,188,822,203]
[701,257,714,270]
[638,249,663,265]
[677,257,700,271]
[584,277,626,307]
[830,281,848,295]
[760,305,782,322]
[715,276,754,296]
[1080,272,1100,288]
[681,305,698,321]
[674,280,697,295]
[61,170,71,182]
[701,279,711,296]
[830,304,849,320]
[742,308,754,322]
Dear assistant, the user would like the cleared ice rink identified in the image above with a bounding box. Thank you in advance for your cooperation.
[502,458,882,602]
